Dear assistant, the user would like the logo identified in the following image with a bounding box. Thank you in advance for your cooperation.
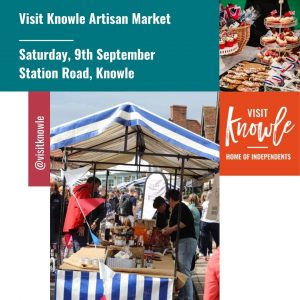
[220,92,300,176]
[225,106,295,147]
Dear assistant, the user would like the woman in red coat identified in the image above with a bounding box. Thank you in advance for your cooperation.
[63,177,101,252]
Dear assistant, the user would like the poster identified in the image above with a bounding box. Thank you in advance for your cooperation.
[142,173,168,220]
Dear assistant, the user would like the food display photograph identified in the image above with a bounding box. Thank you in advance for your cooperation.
[219,0,300,92]
[220,61,270,92]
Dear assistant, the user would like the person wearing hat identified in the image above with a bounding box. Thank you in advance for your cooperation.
[153,196,170,229]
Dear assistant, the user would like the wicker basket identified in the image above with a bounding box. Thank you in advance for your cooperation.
[231,25,251,55]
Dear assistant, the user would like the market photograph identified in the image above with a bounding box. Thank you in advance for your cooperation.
[50,92,220,300]
[219,0,300,91]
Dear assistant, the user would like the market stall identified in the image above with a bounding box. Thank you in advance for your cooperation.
[50,102,219,299]
[55,247,178,299]
[219,1,300,92]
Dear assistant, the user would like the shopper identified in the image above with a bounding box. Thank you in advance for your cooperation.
[153,196,170,229]
[199,192,213,258]
[58,185,70,202]
[119,185,137,226]
[109,190,120,213]
[204,247,220,300]
[245,0,290,47]
[163,189,197,300]
[106,192,115,214]
[201,191,220,260]
[187,193,201,241]
[63,177,101,252]
[50,179,63,245]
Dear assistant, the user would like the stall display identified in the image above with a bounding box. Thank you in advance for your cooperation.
[219,30,239,54]
[105,246,144,269]
[220,4,260,54]
[264,10,297,28]
[220,61,270,92]
[264,54,300,91]
[257,5,300,91]
[260,29,300,49]
[55,247,182,300]
[220,1,300,92]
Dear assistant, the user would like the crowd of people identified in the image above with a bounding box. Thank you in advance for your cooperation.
[50,176,220,300]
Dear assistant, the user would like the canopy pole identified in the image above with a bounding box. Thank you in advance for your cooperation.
[57,148,67,265]
[135,130,138,165]
[124,126,128,151]
[174,168,178,189]
[105,170,109,215]
[88,163,97,244]
[169,174,172,190]
[91,163,97,193]
[174,157,185,278]
[138,155,141,174]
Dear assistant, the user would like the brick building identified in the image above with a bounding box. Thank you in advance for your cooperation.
[169,104,218,142]
[201,106,217,142]
[170,105,201,135]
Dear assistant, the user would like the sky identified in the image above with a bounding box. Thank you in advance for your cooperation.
[50,92,217,127]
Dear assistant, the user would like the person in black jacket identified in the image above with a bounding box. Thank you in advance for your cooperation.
[50,180,63,245]
[152,196,170,229]
[163,189,197,300]
[245,0,290,47]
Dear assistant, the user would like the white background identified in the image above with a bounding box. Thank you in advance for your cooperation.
[221,176,300,299]
[0,93,49,299]
[0,93,299,299]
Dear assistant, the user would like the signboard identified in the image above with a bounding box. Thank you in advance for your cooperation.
[142,173,168,220]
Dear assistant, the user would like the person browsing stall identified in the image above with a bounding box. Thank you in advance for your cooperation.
[63,177,101,252]
[187,193,201,242]
[119,185,137,226]
[50,179,63,246]
[201,190,220,261]
[162,189,197,300]
[153,196,170,229]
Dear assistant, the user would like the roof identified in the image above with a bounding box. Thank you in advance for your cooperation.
[50,102,219,178]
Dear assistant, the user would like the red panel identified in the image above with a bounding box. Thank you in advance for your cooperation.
[28,92,50,186]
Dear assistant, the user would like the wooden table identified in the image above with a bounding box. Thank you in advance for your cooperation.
[55,247,187,300]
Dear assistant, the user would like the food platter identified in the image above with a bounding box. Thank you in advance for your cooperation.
[260,37,300,51]
[264,18,297,29]
[220,60,270,92]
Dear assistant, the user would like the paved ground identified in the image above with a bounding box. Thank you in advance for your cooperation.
[192,257,208,300]
[50,281,55,299]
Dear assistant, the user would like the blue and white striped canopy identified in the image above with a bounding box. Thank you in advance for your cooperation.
[50,103,219,177]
